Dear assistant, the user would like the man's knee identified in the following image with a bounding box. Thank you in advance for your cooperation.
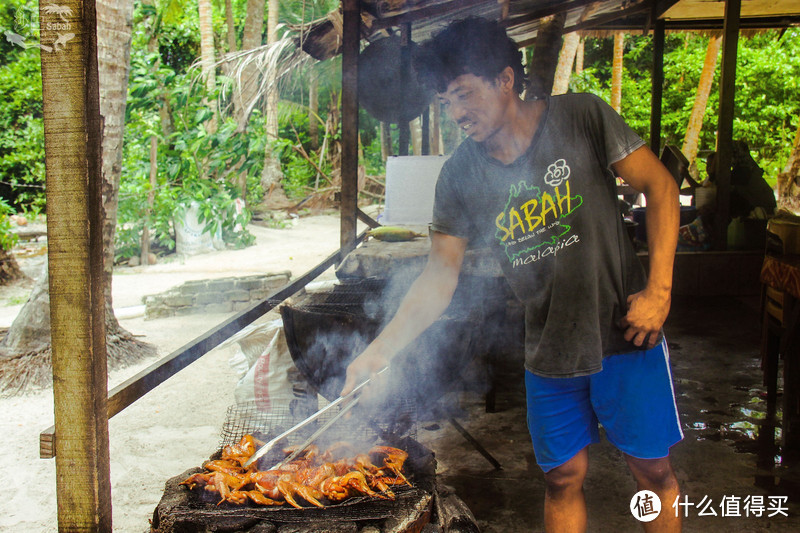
[544,449,588,494]
[625,455,678,489]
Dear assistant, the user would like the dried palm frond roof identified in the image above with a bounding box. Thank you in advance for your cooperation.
[289,0,800,60]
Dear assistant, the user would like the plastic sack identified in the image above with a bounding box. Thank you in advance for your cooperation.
[225,319,304,412]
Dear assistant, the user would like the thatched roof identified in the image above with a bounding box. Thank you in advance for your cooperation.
[292,0,800,60]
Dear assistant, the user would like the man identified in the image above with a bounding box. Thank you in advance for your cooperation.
[343,17,682,532]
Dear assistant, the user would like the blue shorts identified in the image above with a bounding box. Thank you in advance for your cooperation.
[525,339,683,472]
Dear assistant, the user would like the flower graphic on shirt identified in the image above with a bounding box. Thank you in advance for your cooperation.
[544,159,570,187]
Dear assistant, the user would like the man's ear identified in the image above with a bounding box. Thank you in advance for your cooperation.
[496,66,515,93]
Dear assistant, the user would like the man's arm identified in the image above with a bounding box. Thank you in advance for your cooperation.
[612,145,680,349]
[341,231,468,395]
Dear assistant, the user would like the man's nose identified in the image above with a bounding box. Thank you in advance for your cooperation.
[446,101,466,122]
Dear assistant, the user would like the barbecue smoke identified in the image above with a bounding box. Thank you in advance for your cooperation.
[299,252,515,440]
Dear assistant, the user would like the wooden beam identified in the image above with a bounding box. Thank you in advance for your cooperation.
[40,0,112,529]
[39,235,367,458]
[341,0,360,254]
[503,0,598,28]
[372,0,486,30]
[650,17,665,155]
[714,0,741,250]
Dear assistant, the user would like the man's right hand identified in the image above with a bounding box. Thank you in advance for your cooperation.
[340,345,390,397]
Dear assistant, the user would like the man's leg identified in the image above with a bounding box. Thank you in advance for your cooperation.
[625,455,681,532]
[543,447,589,533]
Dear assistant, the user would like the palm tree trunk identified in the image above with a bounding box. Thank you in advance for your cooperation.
[262,0,284,197]
[552,31,580,95]
[198,0,217,133]
[309,74,319,149]
[682,34,722,166]
[237,0,265,131]
[97,0,134,327]
[575,36,584,74]
[226,0,237,52]
[611,32,624,113]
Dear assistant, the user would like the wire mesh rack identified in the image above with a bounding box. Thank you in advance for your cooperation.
[219,395,418,457]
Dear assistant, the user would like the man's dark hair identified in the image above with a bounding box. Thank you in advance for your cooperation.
[414,17,526,95]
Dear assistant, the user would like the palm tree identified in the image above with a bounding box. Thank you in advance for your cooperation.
[682,34,722,166]
[552,31,580,95]
[611,31,624,113]
[198,0,217,132]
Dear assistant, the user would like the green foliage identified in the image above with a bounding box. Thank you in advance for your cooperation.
[0,0,45,212]
[572,30,800,185]
[0,197,18,251]
[117,7,264,261]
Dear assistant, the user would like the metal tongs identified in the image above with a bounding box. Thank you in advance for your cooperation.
[243,366,388,469]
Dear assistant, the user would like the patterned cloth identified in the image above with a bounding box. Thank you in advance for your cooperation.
[761,254,800,299]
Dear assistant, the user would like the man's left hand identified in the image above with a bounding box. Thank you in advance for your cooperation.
[619,288,671,350]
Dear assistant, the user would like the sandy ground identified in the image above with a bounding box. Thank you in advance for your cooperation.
[0,211,371,532]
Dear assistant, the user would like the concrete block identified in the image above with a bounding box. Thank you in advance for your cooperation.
[226,289,251,302]
[178,280,207,294]
[236,278,265,290]
[204,302,232,314]
[195,291,224,305]
[164,294,194,307]
[250,289,269,300]
[173,306,196,317]
[207,278,236,291]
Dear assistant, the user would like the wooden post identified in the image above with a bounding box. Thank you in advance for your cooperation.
[341,0,360,253]
[40,0,112,530]
[431,102,441,155]
[421,108,430,155]
[650,18,665,156]
[398,23,412,156]
[714,0,741,250]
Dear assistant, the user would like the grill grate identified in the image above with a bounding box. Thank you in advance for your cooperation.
[219,398,417,456]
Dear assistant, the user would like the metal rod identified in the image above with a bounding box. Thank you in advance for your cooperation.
[268,396,361,471]
[244,366,388,467]
[448,417,503,470]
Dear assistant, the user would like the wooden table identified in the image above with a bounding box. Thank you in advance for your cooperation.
[760,253,800,453]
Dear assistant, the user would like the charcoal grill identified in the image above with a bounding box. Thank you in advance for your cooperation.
[151,401,441,532]
[280,277,494,414]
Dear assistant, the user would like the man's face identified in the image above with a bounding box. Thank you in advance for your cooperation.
[437,72,510,144]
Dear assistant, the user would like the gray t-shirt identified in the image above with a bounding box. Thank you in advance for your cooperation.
[431,93,647,377]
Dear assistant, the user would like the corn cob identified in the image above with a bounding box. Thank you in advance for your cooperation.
[367,226,426,242]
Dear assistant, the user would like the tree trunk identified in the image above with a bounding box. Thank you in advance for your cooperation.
[198,0,217,132]
[682,34,722,166]
[0,0,155,396]
[575,36,584,74]
[225,0,237,53]
[552,31,580,95]
[0,249,25,285]
[237,0,265,132]
[777,117,800,214]
[261,0,284,198]
[526,13,565,100]
[410,117,422,156]
[309,74,319,149]
[611,31,624,113]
